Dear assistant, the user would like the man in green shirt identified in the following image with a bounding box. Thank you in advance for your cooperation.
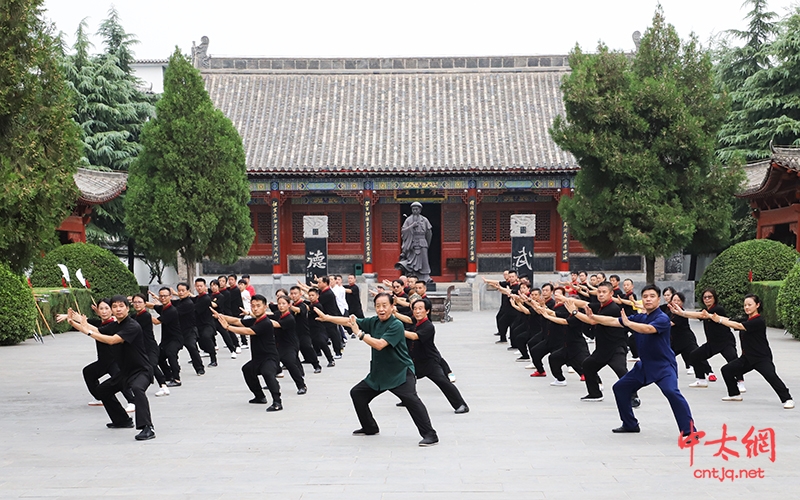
[316,292,438,446]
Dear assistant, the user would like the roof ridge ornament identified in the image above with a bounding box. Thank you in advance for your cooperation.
[632,31,641,52]
[192,36,210,69]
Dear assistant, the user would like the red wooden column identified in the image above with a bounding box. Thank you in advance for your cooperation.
[363,189,374,274]
[270,190,283,274]
[555,187,571,272]
[466,188,478,273]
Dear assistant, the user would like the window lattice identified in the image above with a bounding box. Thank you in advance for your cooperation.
[328,212,343,243]
[499,210,513,242]
[292,212,305,244]
[535,210,551,241]
[381,209,399,243]
[345,211,361,243]
[443,207,461,242]
[481,210,497,242]
[256,211,272,244]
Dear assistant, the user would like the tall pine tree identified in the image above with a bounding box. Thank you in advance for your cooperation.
[125,49,254,277]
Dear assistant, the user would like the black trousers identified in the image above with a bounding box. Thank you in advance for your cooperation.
[439,357,452,375]
[147,348,167,386]
[216,321,238,352]
[418,364,466,409]
[496,309,514,342]
[524,331,543,360]
[183,327,205,373]
[298,332,321,370]
[722,355,792,402]
[311,329,334,363]
[324,322,342,356]
[582,345,629,398]
[691,342,738,379]
[96,369,153,429]
[529,335,560,373]
[242,358,281,403]
[197,324,218,363]
[279,347,306,390]
[83,359,134,404]
[627,331,638,358]
[158,340,182,381]
[350,370,436,439]
[549,340,590,381]
[672,339,698,370]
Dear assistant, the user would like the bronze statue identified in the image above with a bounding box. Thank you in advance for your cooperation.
[396,202,432,283]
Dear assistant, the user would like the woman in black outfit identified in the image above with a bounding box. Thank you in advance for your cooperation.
[665,292,698,376]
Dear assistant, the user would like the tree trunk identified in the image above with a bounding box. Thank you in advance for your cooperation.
[688,253,698,281]
[127,238,135,273]
[645,255,655,284]
[185,259,196,284]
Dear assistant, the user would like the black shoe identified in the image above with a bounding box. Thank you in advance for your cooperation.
[197,369,205,376]
[297,387,307,395]
[419,435,439,447]
[134,425,155,441]
[352,428,379,436]
[208,362,218,367]
[581,394,604,402]
[495,340,507,344]
[454,404,469,414]
[396,401,406,407]
[107,420,134,429]
[249,397,268,404]
[493,332,500,336]
[166,380,181,387]
[327,361,335,367]
[313,367,322,374]
[631,397,641,408]
[266,402,283,412]
[612,425,640,433]
[507,346,516,351]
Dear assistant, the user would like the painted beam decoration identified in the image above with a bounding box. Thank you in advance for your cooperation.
[271,198,280,265]
[363,198,373,264]
[468,197,477,263]
[510,214,536,277]
[561,220,570,263]
[303,216,329,285]
[249,176,574,193]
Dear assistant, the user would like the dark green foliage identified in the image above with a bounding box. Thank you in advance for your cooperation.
[777,263,800,339]
[0,0,82,272]
[697,239,798,315]
[34,288,95,334]
[551,7,741,282]
[125,49,254,268]
[747,281,783,327]
[0,262,37,345]
[30,243,140,302]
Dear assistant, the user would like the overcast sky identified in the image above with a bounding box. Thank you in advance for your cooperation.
[42,0,799,60]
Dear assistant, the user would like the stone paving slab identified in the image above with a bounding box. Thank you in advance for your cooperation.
[0,311,798,499]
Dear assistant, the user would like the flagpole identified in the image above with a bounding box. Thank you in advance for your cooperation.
[27,279,55,339]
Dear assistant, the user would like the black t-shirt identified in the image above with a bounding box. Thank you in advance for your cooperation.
[228,286,244,315]
[668,311,697,347]
[134,310,158,355]
[89,318,121,363]
[407,318,442,377]
[194,292,214,327]
[344,284,363,315]
[547,304,569,344]
[307,301,326,336]
[740,315,772,360]
[612,287,624,298]
[318,287,340,316]
[622,291,638,316]
[173,297,196,335]
[154,303,182,345]
[99,315,149,376]
[274,311,299,351]
[703,305,736,346]
[220,287,232,315]
[242,315,279,361]
[292,301,310,338]
[211,291,227,319]
[526,304,542,336]
[590,300,627,349]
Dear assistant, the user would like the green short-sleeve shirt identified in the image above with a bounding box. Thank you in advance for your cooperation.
[356,315,415,391]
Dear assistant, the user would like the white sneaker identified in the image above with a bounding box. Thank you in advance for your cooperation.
[125,403,135,413]
[155,387,170,397]
[241,345,249,349]
[550,379,567,387]
[784,400,795,409]
[448,373,456,383]
[689,379,708,388]
[686,367,695,376]
[200,352,209,357]
[235,347,242,354]
[215,346,219,351]
[738,382,746,393]
[599,383,604,391]
[524,363,536,369]
[88,400,103,406]
[567,367,576,374]
[231,352,238,359]
[722,395,743,402]
[276,372,284,378]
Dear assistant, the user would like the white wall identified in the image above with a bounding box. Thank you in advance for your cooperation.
[133,64,166,94]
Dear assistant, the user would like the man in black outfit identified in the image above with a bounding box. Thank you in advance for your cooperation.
[344,274,364,318]
[172,283,205,376]
[227,275,247,348]
[150,287,184,387]
[484,271,519,343]
[289,286,322,373]
[194,278,218,367]
[69,295,155,440]
[307,288,335,367]
[213,295,283,412]
[317,276,343,358]
[218,275,241,352]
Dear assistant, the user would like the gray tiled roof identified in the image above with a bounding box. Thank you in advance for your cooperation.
[203,69,578,175]
[736,145,800,197]
[74,168,128,204]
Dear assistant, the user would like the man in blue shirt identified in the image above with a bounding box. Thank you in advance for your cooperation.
[586,284,694,436]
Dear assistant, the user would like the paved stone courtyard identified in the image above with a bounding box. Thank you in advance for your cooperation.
[1,311,798,499]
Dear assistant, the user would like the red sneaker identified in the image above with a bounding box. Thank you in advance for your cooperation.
[580,374,586,381]
[708,374,717,382]
[530,371,547,377]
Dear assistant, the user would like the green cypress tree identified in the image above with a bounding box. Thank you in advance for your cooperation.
[125,49,254,275]
[0,0,82,272]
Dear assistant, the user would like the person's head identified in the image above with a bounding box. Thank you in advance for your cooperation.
[414,281,426,296]
[671,291,686,308]
[276,288,288,298]
[348,274,356,285]
[250,294,268,317]
[373,292,394,320]
[743,294,762,316]
[640,284,661,311]
[110,295,130,321]
[662,286,676,304]
[407,276,417,286]
[520,276,531,286]
[570,272,578,282]
[242,274,250,285]
[701,288,718,309]
[289,286,302,302]
[530,287,541,300]
[519,282,530,295]
[578,271,587,282]
[158,287,172,306]
[589,274,598,286]
[412,298,432,321]
[307,288,319,302]
[597,281,614,303]
[410,202,422,215]
[609,275,620,287]
[210,279,220,292]
[541,283,553,300]
[622,279,634,293]
[335,275,343,285]
[176,282,191,299]
[195,278,207,295]
[96,298,113,320]
[276,295,291,313]
[398,275,408,285]
[319,276,330,287]
[238,280,247,291]
[553,286,566,302]
[131,293,147,313]
[227,275,237,288]
[217,276,227,288]
[507,270,518,284]
[392,280,405,295]
[596,272,606,281]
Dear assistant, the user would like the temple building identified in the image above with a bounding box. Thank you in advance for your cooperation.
[57,168,128,244]
[195,41,645,280]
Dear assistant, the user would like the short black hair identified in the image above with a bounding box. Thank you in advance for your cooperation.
[319,276,330,285]
[110,295,129,307]
[251,294,267,304]
[158,286,171,294]
[238,279,246,285]
[597,281,614,291]
[290,285,301,292]
[132,293,147,302]
[609,274,621,282]
[195,277,206,284]
[412,298,432,312]
[641,284,661,297]
[373,292,393,305]
[242,274,250,279]
[210,279,219,287]
[228,274,237,280]
[743,293,763,312]
[177,282,189,291]
[541,283,554,292]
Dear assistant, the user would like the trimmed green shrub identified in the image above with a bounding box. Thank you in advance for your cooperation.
[30,243,140,302]
[34,288,96,334]
[777,263,800,340]
[0,262,37,345]
[697,240,798,315]
[747,281,784,328]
